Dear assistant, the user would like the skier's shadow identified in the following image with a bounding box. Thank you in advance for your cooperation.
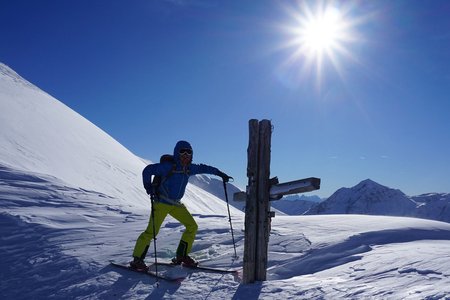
[98,266,142,299]
[100,265,180,299]
[146,281,181,299]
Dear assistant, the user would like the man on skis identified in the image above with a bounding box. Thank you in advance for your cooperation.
[130,140,232,270]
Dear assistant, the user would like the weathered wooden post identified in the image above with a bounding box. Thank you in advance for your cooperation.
[255,119,271,280]
[237,119,321,284]
[242,119,259,283]
[242,119,272,283]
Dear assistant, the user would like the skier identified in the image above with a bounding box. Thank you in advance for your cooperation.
[130,140,232,270]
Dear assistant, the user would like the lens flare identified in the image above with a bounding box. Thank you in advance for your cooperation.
[277,1,363,89]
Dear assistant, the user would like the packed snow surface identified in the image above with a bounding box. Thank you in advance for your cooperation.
[2,165,450,299]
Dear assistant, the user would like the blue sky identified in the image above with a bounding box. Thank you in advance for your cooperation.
[1,0,449,198]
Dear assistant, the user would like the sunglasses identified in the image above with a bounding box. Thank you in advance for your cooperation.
[179,148,193,155]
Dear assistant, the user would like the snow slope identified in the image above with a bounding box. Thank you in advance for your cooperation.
[189,174,245,211]
[0,62,148,208]
[2,63,450,299]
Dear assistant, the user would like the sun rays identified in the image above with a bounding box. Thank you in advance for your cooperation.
[277,1,363,89]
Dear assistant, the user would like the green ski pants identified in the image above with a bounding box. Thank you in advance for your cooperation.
[132,201,198,259]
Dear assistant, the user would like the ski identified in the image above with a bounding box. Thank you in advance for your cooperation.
[155,261,240,273]
[110,261,185,282]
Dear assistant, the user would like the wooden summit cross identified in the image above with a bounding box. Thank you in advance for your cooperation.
[234,119,321,284]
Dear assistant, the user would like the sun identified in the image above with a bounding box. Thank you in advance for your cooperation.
[278,2,360,87]
[301,7,344,54]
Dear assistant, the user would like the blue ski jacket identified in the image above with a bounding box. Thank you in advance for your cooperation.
[142,140,223,205]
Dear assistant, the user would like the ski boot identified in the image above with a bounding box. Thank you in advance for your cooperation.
[171,255,198,267]
[130,257,148,272]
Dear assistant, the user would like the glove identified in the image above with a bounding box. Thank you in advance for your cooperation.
[218,171,232,183]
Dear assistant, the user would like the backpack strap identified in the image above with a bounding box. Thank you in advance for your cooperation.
[155,162,177,198]
[167,162,177,178]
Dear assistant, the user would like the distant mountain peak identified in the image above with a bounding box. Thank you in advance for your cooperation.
[305,178,415,216]
[359,178,377,185]
[350,179,407,198]
[354,178,384,189]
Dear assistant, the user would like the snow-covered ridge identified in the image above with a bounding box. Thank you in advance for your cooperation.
[0,62,40,91]
[0,62,245,212]
[0,62,149,208]
[305,179,450,223]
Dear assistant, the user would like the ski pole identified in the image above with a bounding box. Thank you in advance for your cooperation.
[150,194,159,285]
[223,180,237,258]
